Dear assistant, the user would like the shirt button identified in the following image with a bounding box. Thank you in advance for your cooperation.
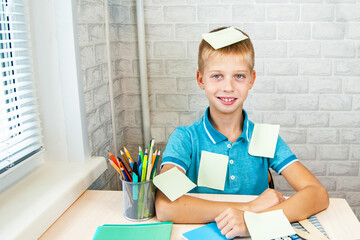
[229,160,234,164]
[231,175,235,180]
[227,144,232,149]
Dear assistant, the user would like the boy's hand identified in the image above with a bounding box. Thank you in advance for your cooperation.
[214,189,285,239]
[215,208,249,239]
[249,188,285,213]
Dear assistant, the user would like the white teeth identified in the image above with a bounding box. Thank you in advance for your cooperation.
[220,98,235,102]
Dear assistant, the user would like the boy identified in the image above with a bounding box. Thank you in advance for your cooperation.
[155,27,329,238]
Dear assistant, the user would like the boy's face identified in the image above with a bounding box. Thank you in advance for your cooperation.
[197,53,256,117]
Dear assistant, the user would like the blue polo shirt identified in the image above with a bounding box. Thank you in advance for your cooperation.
[161,107,298,195]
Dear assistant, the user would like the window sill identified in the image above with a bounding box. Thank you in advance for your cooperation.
[0,156,107,240]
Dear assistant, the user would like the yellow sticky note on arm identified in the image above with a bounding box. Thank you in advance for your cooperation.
[153,167,196,202]
[248,123,280,158]
[197,151,228,191]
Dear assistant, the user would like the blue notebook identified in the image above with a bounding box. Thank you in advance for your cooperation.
[182,222,229,240]
[182,222,301,240]
[182,215,327,240]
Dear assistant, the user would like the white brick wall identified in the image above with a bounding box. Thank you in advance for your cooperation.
[77,0,360,219]
[77,0,125,191]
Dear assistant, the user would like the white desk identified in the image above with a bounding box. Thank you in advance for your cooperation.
[40,190,360,240]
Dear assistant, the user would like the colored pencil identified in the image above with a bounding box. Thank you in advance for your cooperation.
[133,161,138,177]
[146,139,155,180]
[124,146,134,163]
[151,149,157,167]
[141,148,148,182]
[151,149,161,179]
[119,160,132,182]
[120,150,132,174]
[108,159,121,175]
[108,151,120,168]
[139,146,144,162]
[147,149,157,180]
[118,156,132,175]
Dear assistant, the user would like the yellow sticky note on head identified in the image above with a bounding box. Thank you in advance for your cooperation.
[202,27,248,50]
[197,151,228,191]
[153,167,196,202]
[248,123,280,158]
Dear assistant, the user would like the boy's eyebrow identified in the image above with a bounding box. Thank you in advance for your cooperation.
[207,69,250,73]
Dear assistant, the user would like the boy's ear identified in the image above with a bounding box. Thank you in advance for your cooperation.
[249,70,256,90]
[196,70,205,90]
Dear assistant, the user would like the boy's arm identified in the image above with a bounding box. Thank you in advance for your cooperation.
[264,161,329,221]
[155,165,285,223]
[216,162,329,239]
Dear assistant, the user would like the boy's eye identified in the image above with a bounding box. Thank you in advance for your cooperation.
[212,74,222,79]
[235,74,245,79]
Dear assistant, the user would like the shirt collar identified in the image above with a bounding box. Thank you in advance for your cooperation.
[239,109,250,142]
[203,107,250,144]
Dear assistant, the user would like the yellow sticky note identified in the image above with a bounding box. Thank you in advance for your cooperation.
[248,123,280,158]
[244,210,296,240]
[202,27,248,50]
[197,151,228,191]
[153,167,196,202]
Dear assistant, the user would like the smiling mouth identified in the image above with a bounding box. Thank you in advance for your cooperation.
[218,97,236,102]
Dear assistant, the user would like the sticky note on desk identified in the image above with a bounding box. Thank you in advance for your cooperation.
[182,222,228,240]
[244,210,295,240]
[197,151,228,191]
[153,167,196,202]
[202,27,248,50]
[248,123,280,158]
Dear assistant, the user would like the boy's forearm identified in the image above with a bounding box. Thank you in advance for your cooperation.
[263,184,329,222]
[155,190,251,223]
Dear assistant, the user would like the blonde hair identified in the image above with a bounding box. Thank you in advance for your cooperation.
[198,27,255,73]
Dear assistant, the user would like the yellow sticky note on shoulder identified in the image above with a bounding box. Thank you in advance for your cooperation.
[197,151,228,191]
[248,123,280,159]
[153,167,196,202]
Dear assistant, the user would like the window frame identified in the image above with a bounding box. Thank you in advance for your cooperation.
[1,0,90,191]
[0,1,107,239]
[0,0,44,191]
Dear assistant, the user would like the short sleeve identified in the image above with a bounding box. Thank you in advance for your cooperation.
[269,135,298,174]
[161,127,193,173]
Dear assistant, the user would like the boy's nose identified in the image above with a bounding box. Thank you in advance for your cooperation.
[222,78,234,92]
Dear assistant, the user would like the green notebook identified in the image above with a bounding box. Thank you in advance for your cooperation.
[92,222,173,240]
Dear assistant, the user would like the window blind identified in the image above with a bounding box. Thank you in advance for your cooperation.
[0,0,42,174]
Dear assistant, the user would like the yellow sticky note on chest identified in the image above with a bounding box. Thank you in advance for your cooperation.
[197,150,228,191]
[248,123,280,159]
